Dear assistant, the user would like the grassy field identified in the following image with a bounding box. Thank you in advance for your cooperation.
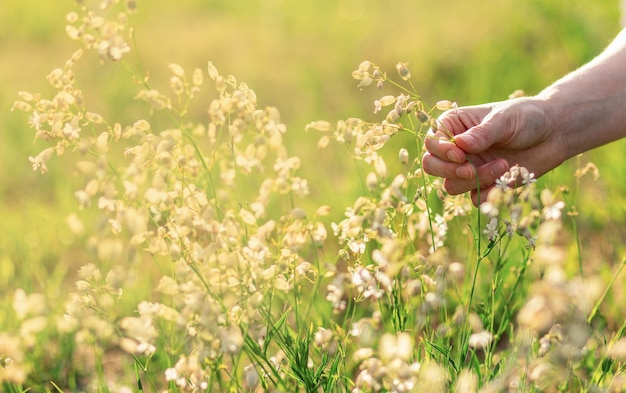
[1,0,626,392]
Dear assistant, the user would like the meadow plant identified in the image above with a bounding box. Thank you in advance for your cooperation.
[8,1,626,392]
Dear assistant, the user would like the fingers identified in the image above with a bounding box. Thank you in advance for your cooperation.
[421,104,510,206]
[422,152,475,180]
[470,184,496,206]
[422,153,507,207]
[423,130,467,164]
[424,105,493,164]
[441,159,509,195]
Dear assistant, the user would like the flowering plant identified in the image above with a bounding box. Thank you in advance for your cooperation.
[7,1,626,392]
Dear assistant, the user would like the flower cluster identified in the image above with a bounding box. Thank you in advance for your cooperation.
[66,0,135,62]
[352,332,422,393]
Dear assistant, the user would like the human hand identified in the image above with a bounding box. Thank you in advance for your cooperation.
[421,97,567,205]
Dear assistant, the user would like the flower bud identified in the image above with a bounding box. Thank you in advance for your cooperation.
[169,76,184,95]
[416,110,430,124]
[395,62,411,81]
[168,63,185,77]
[398,148,409,165]
[435,100,456,111]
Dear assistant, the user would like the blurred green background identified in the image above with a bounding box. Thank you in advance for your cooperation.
[0,0,624,304]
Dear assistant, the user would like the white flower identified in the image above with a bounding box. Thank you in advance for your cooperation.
[28,147,54,173]
[62,120,81,139]
[519,166,536,185]
[483,217,499,241]
[28,111,45,130]
[543,200,565,220]
[468,330,493,350]
[165,367,178,381]
[480,202,499,218]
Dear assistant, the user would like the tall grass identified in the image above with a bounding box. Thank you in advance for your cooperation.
[3,1,626,392]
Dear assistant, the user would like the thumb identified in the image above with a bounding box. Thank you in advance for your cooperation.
[453,118,503,154]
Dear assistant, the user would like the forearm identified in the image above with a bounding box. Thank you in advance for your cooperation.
[536,28,626,159]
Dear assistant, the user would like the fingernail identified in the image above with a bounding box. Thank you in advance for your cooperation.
[447,150,462,164]
[490,161,508,177]
[456,164,474,179]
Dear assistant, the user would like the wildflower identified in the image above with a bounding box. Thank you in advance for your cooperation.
[516,225,536,249]
[435,100,457,111]
[169,76,184,95]
[27,110,45,130]
[119,316,157,344]
[519,166,536,185]
[495,174,512,190]
[483,217,499,241]
[443,194,472,219]
[416,110,430,124]
[373,95,396,114]
[497,164,536,189]
[447,262,465,283]
[574,161,600,180]
[66,213,85,236]
[540,189,565,220]
[468,330,493,350]
[326,276,346,312]
[517,294,554,333]
[455,369,478,393]
[28,147,55,173]
[353,347,375,363]
[13,289,47,320]
[366,172,378,190]
[385,108,401,123]
[305,120,332,132]
[314,327,338,354]
[349,238,367,254]
[417,362,447,393]
[0,334,26,384]
[242,364,260,390]
[165,367,178,381]
[395,62,411,81]
[220,326,244,354]
[351,266,383,299]
[353,61,374,87]
[398,148,409,165]
[380,332,413,361]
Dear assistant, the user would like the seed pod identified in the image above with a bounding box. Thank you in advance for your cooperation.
[416,110,430,124]
[192,68,203,86]
[395,62,411,81]
[126,0,137,11]
[169,63,185,77]
[385,109,400,123]
[398,148,409,165]
[435,100,456,111]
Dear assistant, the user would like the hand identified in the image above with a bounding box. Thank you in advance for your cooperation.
[421,97,567,205]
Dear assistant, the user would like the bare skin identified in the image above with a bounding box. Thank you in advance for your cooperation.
[422,28,626,205]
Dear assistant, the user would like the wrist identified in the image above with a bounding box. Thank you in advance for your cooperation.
[530,93,574,164]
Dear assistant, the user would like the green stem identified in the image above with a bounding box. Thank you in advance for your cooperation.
[587,257,626,324]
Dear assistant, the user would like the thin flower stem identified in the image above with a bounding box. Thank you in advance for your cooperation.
[381,76,421,100]
[181,129,223,221]
[460,158,482,362]
[587,257,626,324]
[413,130,437,252]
